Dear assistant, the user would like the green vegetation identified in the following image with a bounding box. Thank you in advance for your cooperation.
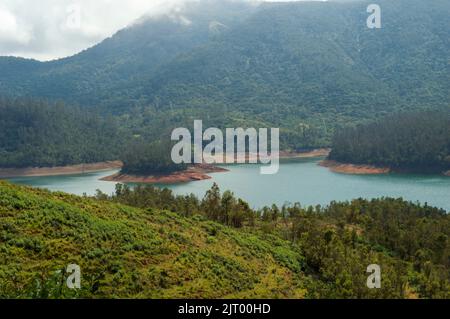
[330,111,450,173]
[1,0,448,149]
[0,181,306,299]
[121,141,187,175]
[0,0,255,110]
[1,181,448,299]
[0,97,184,175]
[0,98,125,168]
[0,0,448,300]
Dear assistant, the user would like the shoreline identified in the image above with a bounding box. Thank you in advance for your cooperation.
[101,164,228,184]
[320,160,450,176]
[1,149,447,181]
[0,148,330,182]
[319,160,391,175]
[102,149,331,184]
[280,148,331,159]
[0,161,123,178]
[203,148,331,163]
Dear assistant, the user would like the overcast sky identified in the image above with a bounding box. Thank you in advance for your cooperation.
[0,0,324,61]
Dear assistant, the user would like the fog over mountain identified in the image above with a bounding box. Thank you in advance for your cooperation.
[0,0,325,61]
[0,0,196,61]
[0,0,448,149]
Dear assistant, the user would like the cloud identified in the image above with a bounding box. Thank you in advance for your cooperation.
[0,6,32,46]
[0,0,319,61]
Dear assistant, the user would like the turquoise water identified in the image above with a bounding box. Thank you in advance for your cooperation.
[6,158,450,211]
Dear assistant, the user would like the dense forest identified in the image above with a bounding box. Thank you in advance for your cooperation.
[0,96,323,172]
[329,111,450,173]
[3,97,450,175]
[1,0,449,149]
[0,98,125,168]
[121,140,187,175]
[0,181,448,298]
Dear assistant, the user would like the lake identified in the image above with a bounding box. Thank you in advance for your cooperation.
[6,158,450,211]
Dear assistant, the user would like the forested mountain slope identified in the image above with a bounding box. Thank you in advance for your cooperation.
[0,1,255,109]
[139,0,449,125]
[0,98,124,168]
[0,0,448,148]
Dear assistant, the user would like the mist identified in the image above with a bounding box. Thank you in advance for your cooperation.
[0,0,328,61]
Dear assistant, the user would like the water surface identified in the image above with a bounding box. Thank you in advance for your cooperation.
[6,158,450,211]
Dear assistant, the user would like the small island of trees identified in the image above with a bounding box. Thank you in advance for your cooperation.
[120,140,187,175]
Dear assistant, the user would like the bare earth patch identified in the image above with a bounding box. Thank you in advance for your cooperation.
[100,164,229,184]
[204,148,331,163]
[0,161,123,178]
[103,149,331,184]
[280,148,331,159]
[0,149,331,182]
[319,160,391,175]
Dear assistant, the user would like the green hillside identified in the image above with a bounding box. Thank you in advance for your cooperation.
[0,181,307,298]
[139,0,449,136]
[0,0,448,149]
[1,181,449,299]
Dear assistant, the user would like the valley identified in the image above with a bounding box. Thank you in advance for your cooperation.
[0,0,449,301]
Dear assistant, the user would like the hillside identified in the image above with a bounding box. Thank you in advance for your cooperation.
[0,181,306,298]
[139,0,449,129]
[0,98,125,168]
[0,0,255,110]
[0,0,449,149]
[0,181,449,299]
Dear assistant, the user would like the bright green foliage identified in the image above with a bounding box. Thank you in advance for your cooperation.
[104,184,450,299]
[1,181,449,298]
[0,181,306,298]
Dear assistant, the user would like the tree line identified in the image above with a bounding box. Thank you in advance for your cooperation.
[329,111,450,173]
[0,97,124,168]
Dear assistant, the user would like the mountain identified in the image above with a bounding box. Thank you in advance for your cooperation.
[0,0,256,109]
[0,0,449,148]
[139,0,449,122]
